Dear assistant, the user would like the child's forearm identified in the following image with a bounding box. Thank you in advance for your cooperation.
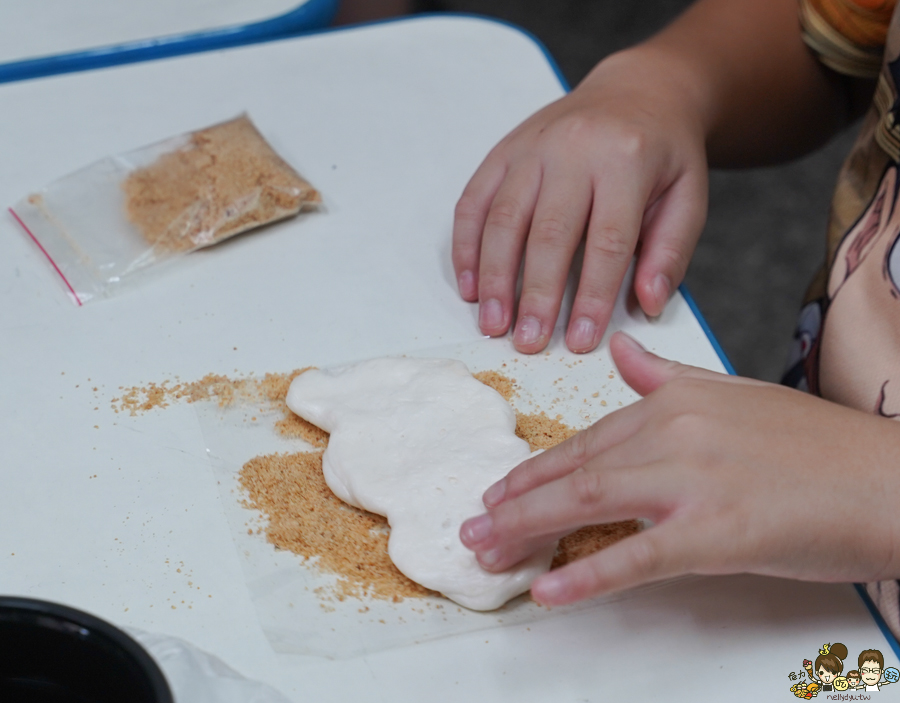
[631,0,871,167]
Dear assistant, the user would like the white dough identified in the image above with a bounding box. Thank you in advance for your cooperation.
[285,357,556,611]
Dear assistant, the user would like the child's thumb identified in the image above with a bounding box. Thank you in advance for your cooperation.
[609,331,725,396]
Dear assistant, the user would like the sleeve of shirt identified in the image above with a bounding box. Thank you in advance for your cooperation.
[799,0,896,78]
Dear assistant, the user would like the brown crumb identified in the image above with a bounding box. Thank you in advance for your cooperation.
[473,370,517,401]
[514,412,577,451]
[112,368,317,431]
[239,450,434,601]
[124,364,637,606]
[553,522,641,569]
[237,369,637,604]
[122,115,320,255]
[274,413,329,446]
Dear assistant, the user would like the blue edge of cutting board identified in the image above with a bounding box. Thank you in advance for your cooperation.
[6,5,899,659]
[0,0,340,84]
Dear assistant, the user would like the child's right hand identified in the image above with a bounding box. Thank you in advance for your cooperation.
[459,333,900,604]
[452,47,711,354]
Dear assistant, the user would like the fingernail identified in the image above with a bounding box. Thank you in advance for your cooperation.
[533,572,567,603]
[652,275,671,310]
[568,317,597,352]
[514,315,543,346]
[480,549,500,567]
[458,270,476,299]
[461,514,493,545]
[483,479,506,506]
[480,298,504,331]
[614,331,646,353]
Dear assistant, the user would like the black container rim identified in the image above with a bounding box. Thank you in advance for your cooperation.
[0,595,174,703]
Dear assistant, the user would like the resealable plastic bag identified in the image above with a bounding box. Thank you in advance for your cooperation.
[10,114,320,305]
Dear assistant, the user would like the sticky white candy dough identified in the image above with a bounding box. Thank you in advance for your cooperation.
[285,357,556,611]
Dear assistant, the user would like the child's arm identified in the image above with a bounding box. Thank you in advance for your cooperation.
[452,0,872,355]
[459,332,900,604]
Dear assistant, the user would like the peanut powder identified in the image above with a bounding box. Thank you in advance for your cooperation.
[112,368,330,448]
[122,116,320,254]
[240,370,639,604]
[240,450,434,602]
[116,365,639,604]
[472,370,517,402]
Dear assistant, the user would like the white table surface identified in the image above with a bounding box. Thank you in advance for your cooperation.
[0,16,896,702]
[0,0,312,65]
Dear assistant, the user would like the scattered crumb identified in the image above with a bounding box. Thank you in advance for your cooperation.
[240,450,435,602]
[239,370,636,604]
[514,412,577,451]
[125,365,637,607]
[473,370,517,401]
[553,522,641,569]
[111,369,323,452]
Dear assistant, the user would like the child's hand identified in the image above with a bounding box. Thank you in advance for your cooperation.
[452,50,710,354]
[459,332,900,605]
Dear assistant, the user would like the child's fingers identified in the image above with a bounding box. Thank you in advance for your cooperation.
[475,162,543,337]
[564,171,651,353]
[485,338,752,509]
[632,167,708,316]
[473,528,572,573]
[452,157,508,302]
[511,172,594,353]
[530,524,687,605]
[464,459,658,559]
[482,398,647,508]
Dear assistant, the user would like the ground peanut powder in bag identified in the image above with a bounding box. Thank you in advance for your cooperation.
[122,115,320,254]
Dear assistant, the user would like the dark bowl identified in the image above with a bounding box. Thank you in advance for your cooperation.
[0,596,173,703]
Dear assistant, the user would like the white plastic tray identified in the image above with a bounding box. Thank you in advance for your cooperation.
[0,16,895,702]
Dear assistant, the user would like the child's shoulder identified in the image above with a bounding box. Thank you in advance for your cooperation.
[801,0,896,78]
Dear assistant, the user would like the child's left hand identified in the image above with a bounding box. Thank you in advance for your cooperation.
[459,332,900,605]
